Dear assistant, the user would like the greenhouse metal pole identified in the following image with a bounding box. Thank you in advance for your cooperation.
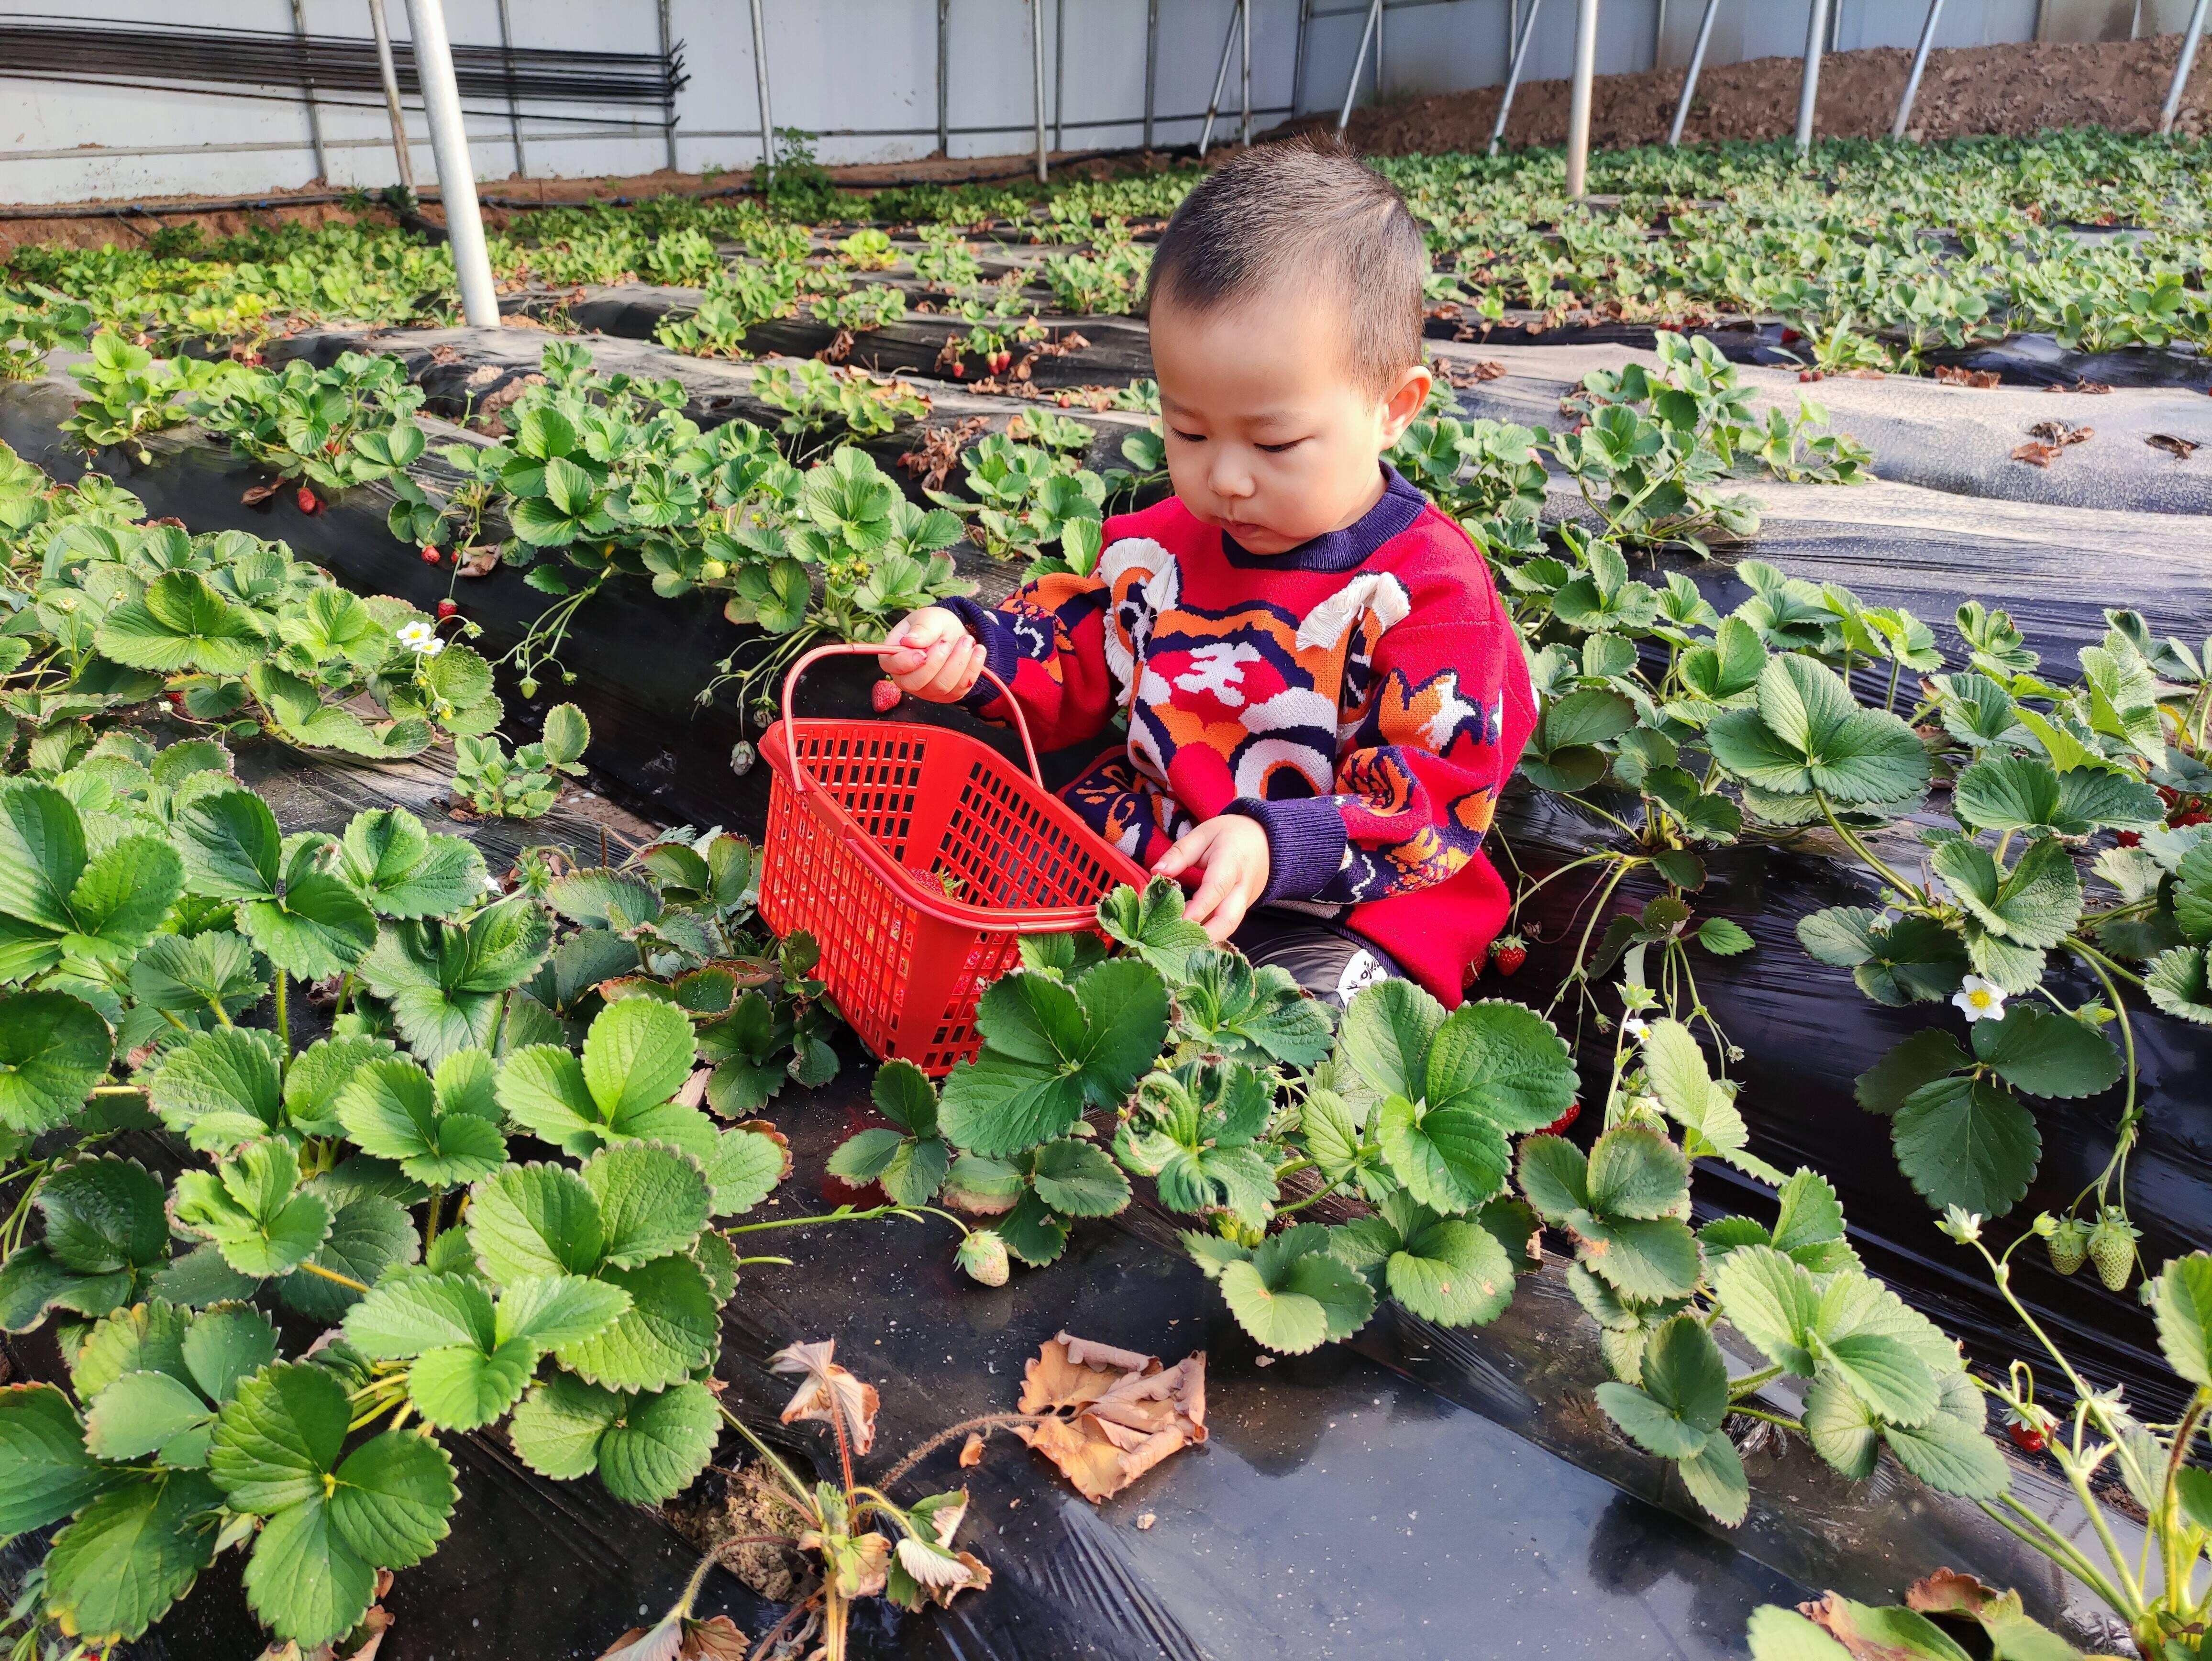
[936,0,950,155]
[366,0,417,196]
[1241,0,1253,144]
[1030,0,1049,182]
[400,0,498,328]
[748,0,774,179]
[2160,0,2209,134]
[1797,0,1833,153]
[1054,0,1066,152]
[496,0,527,178]
[1565,0,1599,199]
[1198,1,1243,157]
[1891,0,1945,140]
[1143,0,1160,148]
[1489,0,1542,155]
[1291,0,1313,115]
[288,0,329,183]
[1338,0,1382,132]
[656,0,678,173]
[1667,0,1720,147]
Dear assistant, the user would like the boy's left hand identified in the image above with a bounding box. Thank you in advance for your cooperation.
[1152,816,1271,944]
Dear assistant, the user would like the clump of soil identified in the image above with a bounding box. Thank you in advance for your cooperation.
[660,1462,812,1602]
[1278,34,2212,154]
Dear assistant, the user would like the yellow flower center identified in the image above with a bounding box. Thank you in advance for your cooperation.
[1968,989,1995,1010]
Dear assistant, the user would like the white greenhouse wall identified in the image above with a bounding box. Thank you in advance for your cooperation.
[0,0,2200,206]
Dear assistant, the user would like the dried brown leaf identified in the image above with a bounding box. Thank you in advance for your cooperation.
[241,477,285,505]
[770,1339,878,1456]
[2147,432,2200,460]
[456,545,501,577]
[1012,1333,1207,1503]
[2026,419,2092,446]
[1904,1568,1997,1617]
[674,1067,713,1111]
[2011,440,2061,468]
[1933,365,2000,388]
[1441,358,1507,388]
[958,1432,984,1467]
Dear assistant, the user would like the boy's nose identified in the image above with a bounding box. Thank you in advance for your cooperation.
[1209,455,1256,500]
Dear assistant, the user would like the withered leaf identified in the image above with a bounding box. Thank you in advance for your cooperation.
[457,545,502,577]
[734,1118,793,1177]
[241,477,286,505]
[1904,1568,1998,1617]
[2026,419,2092,446]
[2012,440,2062,469]
[770,1338,878,1455]
[2147,433,2200,460]
[1013,1331,1207,1503]
[958,1432,984,1468]
[1933,365,2000,388]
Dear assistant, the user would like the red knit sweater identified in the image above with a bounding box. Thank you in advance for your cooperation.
[946,466,1536,1005]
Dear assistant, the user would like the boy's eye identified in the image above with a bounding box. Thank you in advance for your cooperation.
[1170,428,1206,444]
[1256,439,1303,454]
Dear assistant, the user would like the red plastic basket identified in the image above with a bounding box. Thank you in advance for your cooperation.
[757,643,1149,1075]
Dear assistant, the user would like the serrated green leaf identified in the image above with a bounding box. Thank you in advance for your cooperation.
[597,1380,719,1504]
[146,1026,283,1152]
[208,1362,348,1514]
[339,809,487,919]
[43,1469,221,1643]
[83,1370,214,1464]
[1969,1003,2121,1100]
[1746,1606,1856,1661]
[280,1189,415,1322]
[2155,1253,2212,1387]
[0,1383,125,1535]
[1717,1245,1822,1374]
[583,1141,711,1268]
[0,989,112,1133]
[1892,1075,2040,1217]
[172,1141,333,1279]
[1814,1331,1940,1428]
[507,1373,620,1480]
[1029,1137,1131,1217]
[1339,978,1445,1100]
[343,1273,495,1359]
[468,1162,604,1284]
[1803,1369,1882,1480]
[1423,1000,1577,1132]
[553,1254,717,1391]
[1386,1216,1514,1327]
[704,1127,786,1217]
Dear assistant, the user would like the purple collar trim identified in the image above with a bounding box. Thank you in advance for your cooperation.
[1220,464,1428,573]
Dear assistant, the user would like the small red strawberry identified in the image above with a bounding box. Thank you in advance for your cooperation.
[421,545,442,565]
[165,690,186,707]
[2004,1409,2047,1455]
[436,599,458,620]
[2113,830,2142,848]
[296,486,321,514]
[991,351,1012,375]
[871,678,902,713]
[1490,934,1527,976]
[1543,1101,1581,1136]
[951,363,966,378]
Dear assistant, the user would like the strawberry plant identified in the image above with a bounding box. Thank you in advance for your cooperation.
[60,333,241,465]
[190,349,429,508]
[0,289,91,382]
[451,702,589,819]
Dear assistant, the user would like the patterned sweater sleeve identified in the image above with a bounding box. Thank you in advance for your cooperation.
[939,573,1120,754]
[1228,603,1535,908]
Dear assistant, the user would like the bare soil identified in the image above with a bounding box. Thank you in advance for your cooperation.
[1280,34,2212,154]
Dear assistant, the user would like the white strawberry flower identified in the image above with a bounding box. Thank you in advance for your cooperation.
[1621,1016,1649,1041]
[396,619,445,656]
[1951,974,2006,1023]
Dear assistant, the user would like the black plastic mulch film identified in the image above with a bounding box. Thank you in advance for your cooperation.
[0,312,2202,1658]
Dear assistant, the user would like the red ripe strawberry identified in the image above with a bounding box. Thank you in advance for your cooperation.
[871,678,902,713]
[2113,830,2142,848]
[951,363,966,378]
[295,485,319,514]
[1543,1101,1581,1136]
[2005,1416,2046,1455]
[436,599,458,620]
[2176,808,2211,829]
[421,545,442,565]
[1490,934,1527,976]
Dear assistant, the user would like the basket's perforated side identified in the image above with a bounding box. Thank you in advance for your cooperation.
[759,718,1135,1076]
[938,756,1123,911]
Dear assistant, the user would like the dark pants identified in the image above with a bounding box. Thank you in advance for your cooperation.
[1229,907,1404,1010]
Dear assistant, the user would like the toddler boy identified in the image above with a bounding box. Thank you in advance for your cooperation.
[884,133,1534,1008]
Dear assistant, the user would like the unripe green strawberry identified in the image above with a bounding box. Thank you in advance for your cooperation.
[2045,1217,2089,1277]
[956,1229,1010,1288]
[2087,1209,2140,1292]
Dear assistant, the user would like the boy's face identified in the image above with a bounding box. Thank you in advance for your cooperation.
[1150,280,1431,556]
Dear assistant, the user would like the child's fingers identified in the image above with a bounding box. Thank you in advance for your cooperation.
[926,638,982,698]
[1150,822,1215,882]
[1181,857,1244,939]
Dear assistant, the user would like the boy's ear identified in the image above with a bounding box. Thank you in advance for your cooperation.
[1378,362,1435,446]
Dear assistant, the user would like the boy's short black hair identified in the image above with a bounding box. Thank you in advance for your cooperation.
[1144,131,1427,393]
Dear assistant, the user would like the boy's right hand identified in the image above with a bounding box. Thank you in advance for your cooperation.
[881,607,986,703]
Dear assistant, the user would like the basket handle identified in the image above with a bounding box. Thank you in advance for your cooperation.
[779,641,1046,796]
